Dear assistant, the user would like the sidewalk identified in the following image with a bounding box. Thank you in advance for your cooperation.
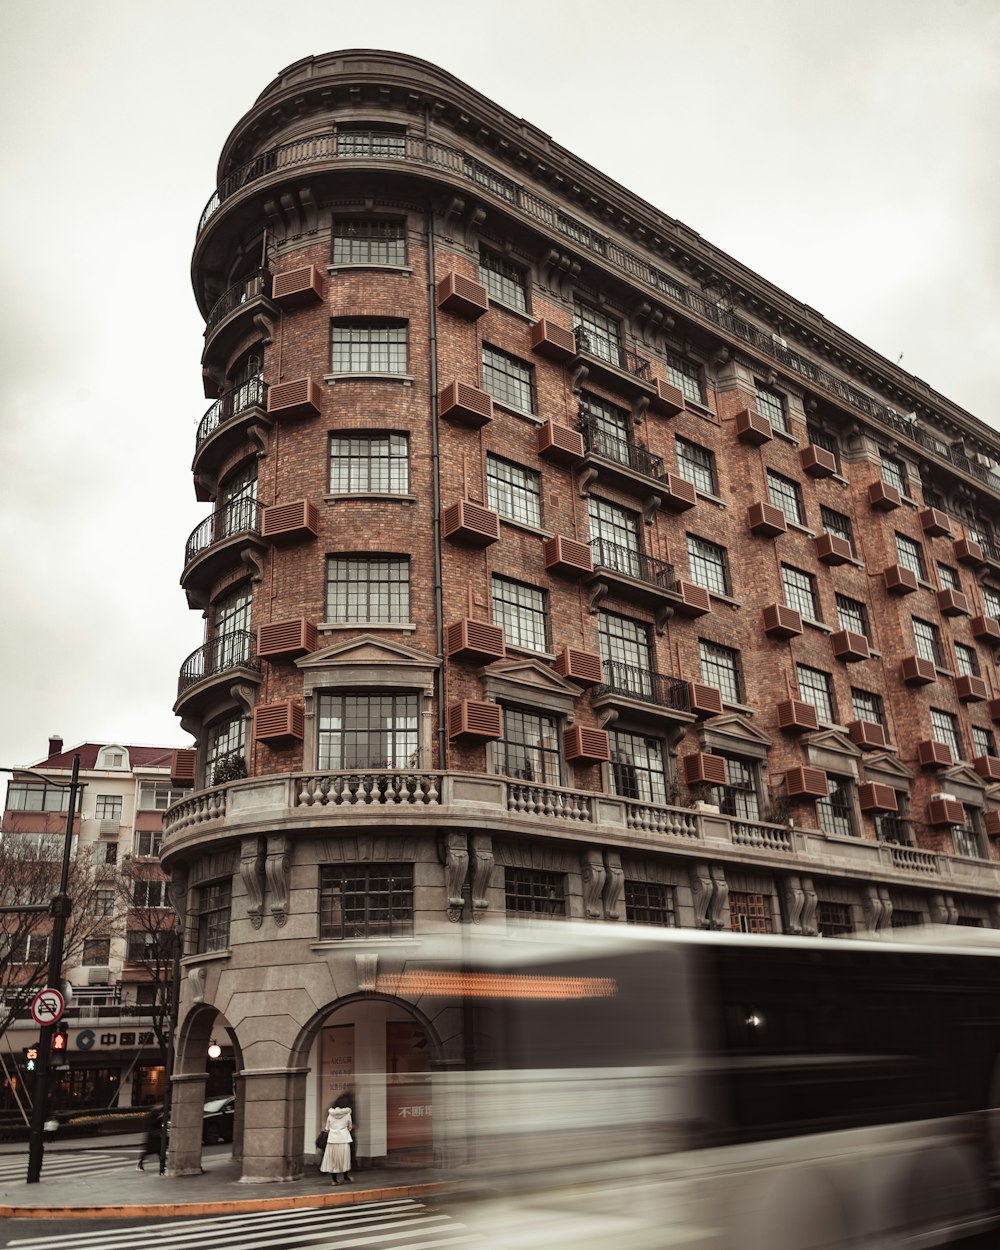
[0,1139,450,1220]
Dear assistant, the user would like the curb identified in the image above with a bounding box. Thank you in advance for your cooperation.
[0,1180,450,1221]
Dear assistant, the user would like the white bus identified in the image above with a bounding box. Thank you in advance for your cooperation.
[419,924,1000,1249]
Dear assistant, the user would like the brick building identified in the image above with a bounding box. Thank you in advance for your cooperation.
[162,49,1000,1179]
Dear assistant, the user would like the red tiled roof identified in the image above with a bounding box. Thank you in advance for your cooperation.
[28,743,184,771]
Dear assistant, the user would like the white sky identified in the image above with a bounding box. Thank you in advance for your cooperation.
[0,0,998,786]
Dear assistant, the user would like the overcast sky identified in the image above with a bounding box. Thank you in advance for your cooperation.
[1,0,997,787]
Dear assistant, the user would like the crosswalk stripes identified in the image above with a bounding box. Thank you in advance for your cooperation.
[5,1197,493,1250]
[0,1149,136,1185]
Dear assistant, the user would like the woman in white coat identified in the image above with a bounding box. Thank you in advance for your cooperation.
[319,1100,354,1184]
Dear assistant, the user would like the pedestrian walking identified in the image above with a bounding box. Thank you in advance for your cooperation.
[319,1097,353,1184]
[136,1105,162,1171]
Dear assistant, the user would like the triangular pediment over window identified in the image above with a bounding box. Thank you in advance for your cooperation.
[803,729,861,778]
[297,634,439,670]
[941,762,987,805]
[482,658,579,718]
[697,714,772,761]
[861,751,913,787]
[297,634,438,699]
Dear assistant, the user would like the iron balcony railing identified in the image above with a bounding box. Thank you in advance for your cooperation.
[177,631,259,696]
[573,325,652,381]
[595,660,690,711]
[204,269,272,337]
[590,537,676,591]
[877,816,914,845]
[195,129,1000,507]
[579,419,666,483]
[184,496,260,566]
[196,377,266,450]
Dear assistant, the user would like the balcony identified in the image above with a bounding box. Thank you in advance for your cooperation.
[202,269,274,382]
[193,377,268,486]
[174,631,261,717]
[592,660,694,726]
[587,538,679,613]
[579,419,669,499]
[181,497,265,606]
[573,325,653,394]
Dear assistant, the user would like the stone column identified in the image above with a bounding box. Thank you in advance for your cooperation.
[166,1071,209,1176]
[239,1066,309,1183]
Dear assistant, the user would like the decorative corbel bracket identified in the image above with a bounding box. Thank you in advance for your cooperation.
[439,831,469,922]
[602,850,624,920]
[587,579,608,616]
[654,603,674,637]
[470,833,494,921]
[265,834,291,926]
[642,493,661,526]
[577,466,599,499]
[581,849,606,919]
[240,836,266,930]
[708,865,729,930]
[631,394,650,426]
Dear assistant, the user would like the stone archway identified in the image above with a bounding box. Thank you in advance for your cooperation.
[168,1001,243,1176]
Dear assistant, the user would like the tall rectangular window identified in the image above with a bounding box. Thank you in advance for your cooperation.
[937,563,960,591]
[817,776,857,838]
[686,534,730,595]
[609,730,667,805]
[895,533,927,580]
[82,939,111,965]
[767,470,804,525]
[880,451,908,495]
[319,864,413,939]
[196,881,231,954]
[729,890,773,932]
[329,433,409,494]
[486,454,541,527]
[482,344,535,413]
[666,353,703,405]
[504,869,565,917]
[499,707,560,785]
[983,586,1000,620]
[972,726,997,757]
[211,585,252,671]
[912,617,944,667]
[317,693,418,770]
[95,795,122,822]
[589,497,642,576]
[479,249,528,311]
[820,505,854,553]
[953,807,985,860]
[492,576,548,652]
[205,714,244,786]
[836,594,869,638]
[332,219,406,265]
[326,556,409,624]
[624,881,676,926]
[580,392,633,466]
[134,829,164,858]
[755,383,788,434]
[930,707,962,758]
[675,437,716,496]
[599,611,653,699]
[574,300,622,365]
[954,642,980,678]
[330,320,407,373]
[797,663,836,723]
[782,564,820,621]
[699,640,742,704]
[851,688,885,726]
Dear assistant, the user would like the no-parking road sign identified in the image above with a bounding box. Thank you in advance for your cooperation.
[30,987,65,1026]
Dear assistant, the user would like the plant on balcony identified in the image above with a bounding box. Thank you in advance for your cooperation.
[212,753,247,786]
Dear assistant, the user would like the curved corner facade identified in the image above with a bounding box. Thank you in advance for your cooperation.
[165,49,1000,1180]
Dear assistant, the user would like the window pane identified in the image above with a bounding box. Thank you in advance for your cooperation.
[332,219,405,265]
[610,731,667,804]
[317,693,419,770]
[675,437,716,495]
[486,455,541,527]
[699,640,741,704]
[755,384,788,434]
[574,300,621,365]
[880,452,907,495]
[835,594,868,637]
[330,321,407,373]
[319,864,413,939]
[492,577,548,652]
[686,534,729,595]
[930,708,962,757]
[796,663,836,723]
[666,353,703,405]
[499,707,560,784]
[482,345,534,412]
[479,249,527,310]
[326,556,409,623]
[767,471,803,525]
[782,565,819,620]
[504,869,565,916]
[896,533,926,579]
[624,881,676,926]
[329,433,408,494]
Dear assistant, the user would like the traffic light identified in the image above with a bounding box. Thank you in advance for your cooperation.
[23,1046,38,1072]
[51,1026,68,1056]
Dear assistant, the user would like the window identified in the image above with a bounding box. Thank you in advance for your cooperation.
[479,249,527,311]
[851,687,886,726]
[880,451,908,495]
[675,437,716,496]
[972,726,997,757]
[205,714,244,786]
[329,433,409,494]
[930,708,962,758]
[486,454,541,527]
[332,218,405,266]
[599,612,654,699]
[937,563,960,592]
[807,424,841,472]
[133,879,166,908]
[228,349,263,413]
[94,795,122,822]
[317,693,418,770]
[196,880,232,953]
[686,534,730,596]
[574,299,622,366]
[836,594,869,638]
[504,868,565,916]
[954,642,980,678]
[782,564,820,621]
[699,640,742,704]
[767,470,804,526]
[624,881,676,926]
[100,749,125,769]
[211,585,253,672]
[492,576,548,652]
[482,344,535,413]
[875,797,912,846]
[666,353,703,405]
[580,392,632,465]
[796,663,837,724]
[817,776,857,837]
[326,555,409,624]
[5,783,77,813]
[137,781,185,811]
[134,829,164,858]
[319,864,413,939]
[729,891,773,933]
[498,705,561,785]
[609,730,667,804]
[953,807,986,860]
[126,931,160,962]
[895,533,927,580]
[820,506,854,553]
[95,888,115,917]
[463,156,519,203]
[104,842,118,865]
[219,461,257,538]
[589,497,642,576]
[912,617,944,667]
[335,125,405,158]
[816,901,854,937]
[10,935,50,965]
[330,320,407,374]
[983,586,1000,620]
[82,939,111,966]
[755,383,788,434]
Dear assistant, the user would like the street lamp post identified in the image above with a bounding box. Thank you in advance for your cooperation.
[0,753,84,1184]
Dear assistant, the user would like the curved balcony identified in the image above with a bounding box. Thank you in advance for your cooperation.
[202,269,274,377]
[181,497,266,607]
[174,631,261,718]
[192,377,268,486]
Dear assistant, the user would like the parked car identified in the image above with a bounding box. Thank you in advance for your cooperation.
[202,1096,235,1144]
